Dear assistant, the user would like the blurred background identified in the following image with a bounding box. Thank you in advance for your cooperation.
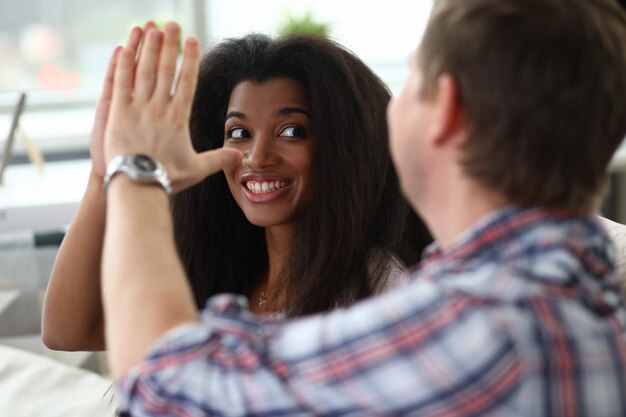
[0,0,432,163]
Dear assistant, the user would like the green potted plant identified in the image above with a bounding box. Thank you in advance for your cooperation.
[278,11,331,37]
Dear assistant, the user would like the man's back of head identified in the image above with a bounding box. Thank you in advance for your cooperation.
[418,0,626,212]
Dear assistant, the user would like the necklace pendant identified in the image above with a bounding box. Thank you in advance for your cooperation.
[258,291,267,308]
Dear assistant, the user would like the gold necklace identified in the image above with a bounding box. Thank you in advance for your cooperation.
[257,290,267,308]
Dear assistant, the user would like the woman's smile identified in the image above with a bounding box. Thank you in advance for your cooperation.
[241,173,292,202]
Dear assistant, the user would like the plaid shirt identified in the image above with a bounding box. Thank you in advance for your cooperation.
[117,207,626,417]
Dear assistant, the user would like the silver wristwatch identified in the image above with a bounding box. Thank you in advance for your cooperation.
[103,154,173,195]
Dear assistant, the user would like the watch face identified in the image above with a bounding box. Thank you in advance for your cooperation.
[134,154,158,173]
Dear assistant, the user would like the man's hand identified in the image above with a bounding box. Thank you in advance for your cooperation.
[103,22,241,192]
[90,22,157,178]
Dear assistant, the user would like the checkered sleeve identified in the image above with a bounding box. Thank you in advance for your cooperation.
[116,283,522,417]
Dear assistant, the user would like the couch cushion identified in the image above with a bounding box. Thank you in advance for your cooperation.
[0,344,116,416]
[598,216,626,298]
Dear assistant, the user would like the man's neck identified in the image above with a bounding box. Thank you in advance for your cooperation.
[423,180,509,250]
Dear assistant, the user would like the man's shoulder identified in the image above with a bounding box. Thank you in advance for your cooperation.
[413,212,615,298]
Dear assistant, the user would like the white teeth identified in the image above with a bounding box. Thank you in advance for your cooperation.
[245,180,289,195]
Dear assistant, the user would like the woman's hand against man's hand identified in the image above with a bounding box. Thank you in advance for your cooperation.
[90,22,156,178]
[103,22,242,192]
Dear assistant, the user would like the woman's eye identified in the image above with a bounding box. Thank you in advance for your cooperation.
[280,126,306,138]
[226,128,251,140]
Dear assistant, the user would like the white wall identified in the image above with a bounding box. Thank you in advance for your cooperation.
[205,0,433,93]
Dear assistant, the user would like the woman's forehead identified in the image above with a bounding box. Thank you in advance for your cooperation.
[227,77,311,115]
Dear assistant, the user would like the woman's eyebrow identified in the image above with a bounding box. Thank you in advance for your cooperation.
[276,107,311,118]
[225,111,245,121]
[226,108,310,121]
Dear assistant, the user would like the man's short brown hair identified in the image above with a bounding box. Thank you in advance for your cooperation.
[419,0,626,211]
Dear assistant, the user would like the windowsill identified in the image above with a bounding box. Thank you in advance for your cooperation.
[0,159,90,233]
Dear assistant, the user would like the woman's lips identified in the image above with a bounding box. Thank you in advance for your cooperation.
[240,175,291,203]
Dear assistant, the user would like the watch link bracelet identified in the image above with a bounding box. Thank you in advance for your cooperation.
[103,154,173,196]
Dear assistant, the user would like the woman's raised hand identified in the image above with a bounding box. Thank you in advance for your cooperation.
[103,22,242,192]
[90,22,156,178]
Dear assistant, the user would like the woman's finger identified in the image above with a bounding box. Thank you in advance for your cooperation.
[101,23,141,108]
[154,22,181,101]
[94,46,122,121]
[194,148,243,187]
[134,21,156,60]
[134,29,163,100]
[111,47,135,106]
[172,36,200,118]
[124,22,155,90]
[125,26,143,52]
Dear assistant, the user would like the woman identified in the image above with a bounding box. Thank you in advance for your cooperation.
[176,33,430,317]
[42,27,431,350]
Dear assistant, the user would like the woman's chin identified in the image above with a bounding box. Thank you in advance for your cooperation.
[245,215,285,228]
[243,212,303,230]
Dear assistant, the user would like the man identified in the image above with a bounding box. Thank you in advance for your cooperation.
[101,0,626,415]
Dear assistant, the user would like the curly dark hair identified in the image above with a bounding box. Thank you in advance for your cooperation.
[172,33,431,317]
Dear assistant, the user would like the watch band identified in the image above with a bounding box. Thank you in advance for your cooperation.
[103,154,173,196]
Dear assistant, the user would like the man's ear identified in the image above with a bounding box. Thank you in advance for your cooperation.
[429,74,463,147]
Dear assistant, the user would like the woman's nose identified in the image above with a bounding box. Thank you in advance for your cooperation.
[242,136,280,169]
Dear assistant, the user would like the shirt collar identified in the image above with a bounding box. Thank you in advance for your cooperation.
[421,205,583,265]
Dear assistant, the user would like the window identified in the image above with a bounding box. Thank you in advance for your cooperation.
[205,0,432,93]
[0,0,432,160]
[0,0,187,92]
[0,0,196,159]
